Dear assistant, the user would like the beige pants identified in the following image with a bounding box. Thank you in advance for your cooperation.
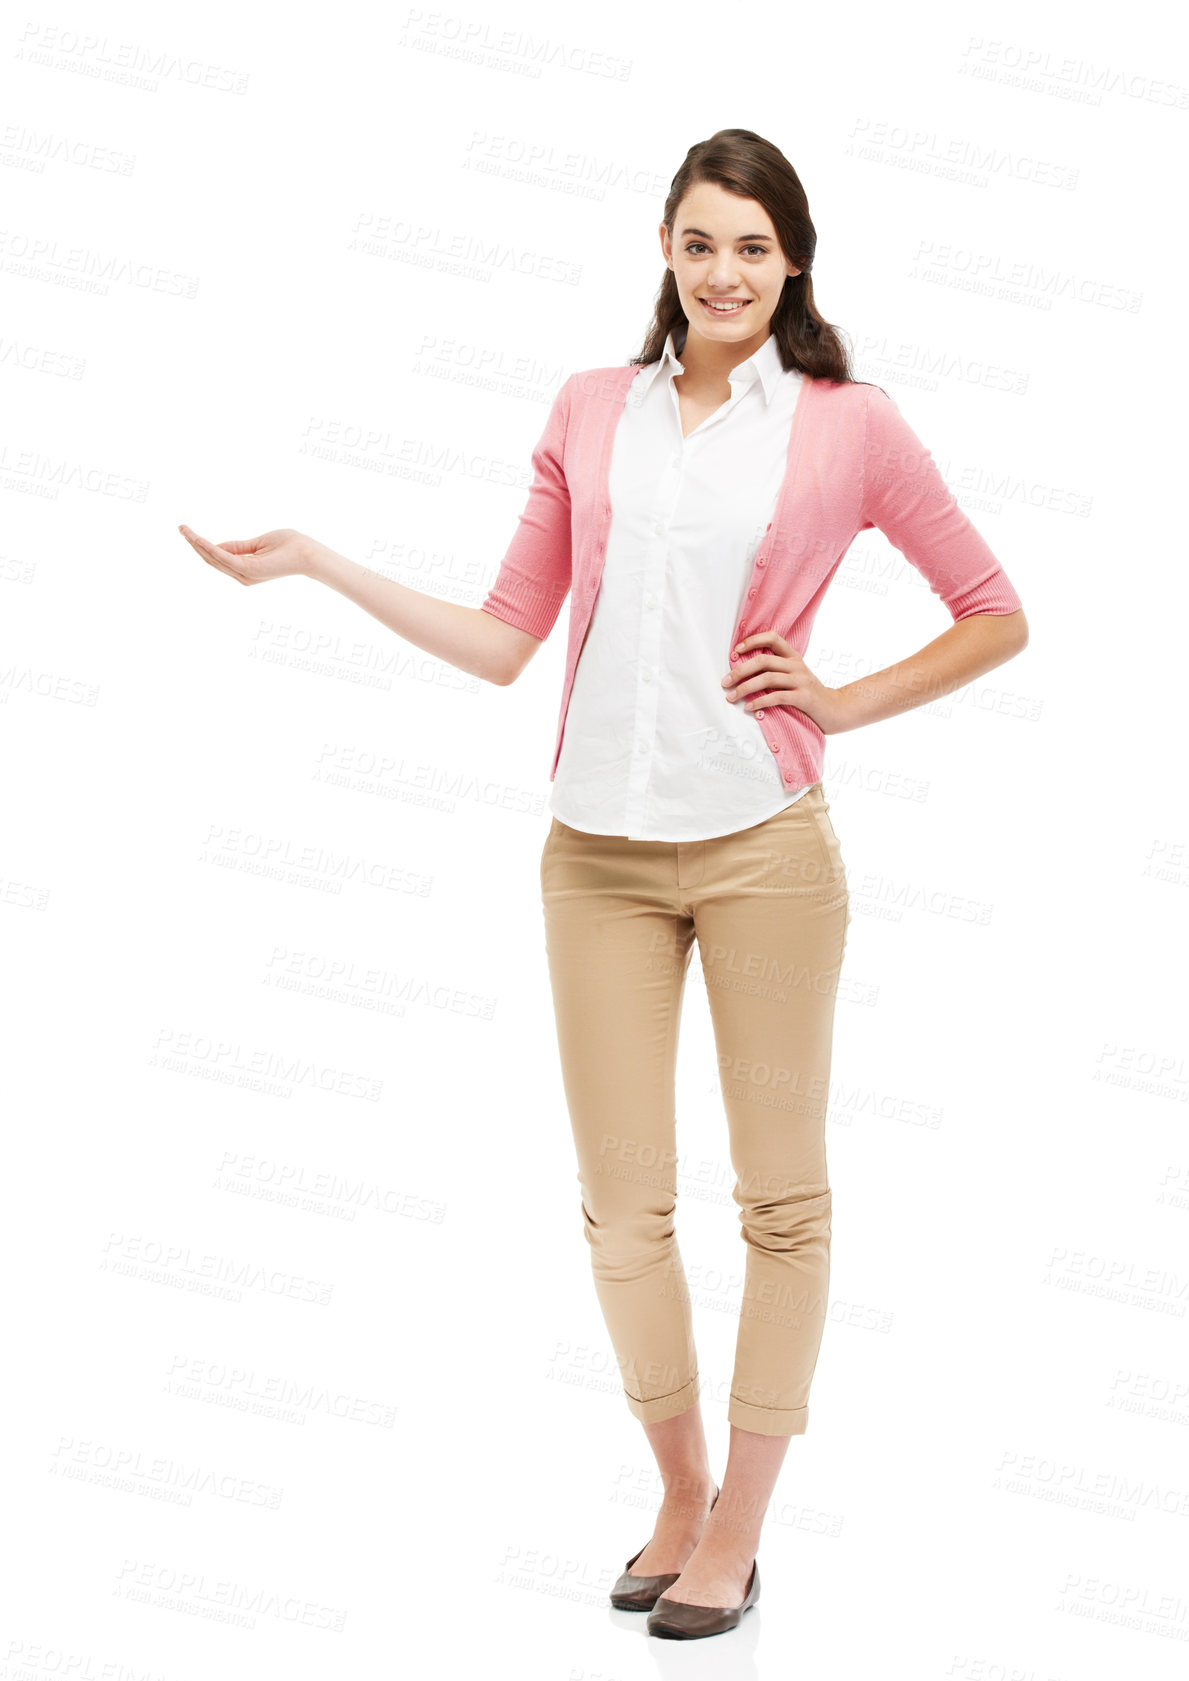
[540,781,850,1437]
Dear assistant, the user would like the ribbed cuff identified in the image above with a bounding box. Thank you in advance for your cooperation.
[946,566,1024,620]
[479,574,567,641]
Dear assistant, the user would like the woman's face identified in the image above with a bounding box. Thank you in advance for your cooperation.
[661,179,800,352]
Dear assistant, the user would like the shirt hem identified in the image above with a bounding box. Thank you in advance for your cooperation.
[548,779,816,842]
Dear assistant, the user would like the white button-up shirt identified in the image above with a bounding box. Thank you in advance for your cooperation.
[549,328,814,841]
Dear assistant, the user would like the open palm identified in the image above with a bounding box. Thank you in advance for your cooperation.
[178,524,311,586]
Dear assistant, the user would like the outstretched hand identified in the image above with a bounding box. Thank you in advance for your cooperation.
[177,524,313,586]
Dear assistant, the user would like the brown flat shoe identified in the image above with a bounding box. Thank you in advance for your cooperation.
[647,1558,760,1639]
[608,1486,720,1612]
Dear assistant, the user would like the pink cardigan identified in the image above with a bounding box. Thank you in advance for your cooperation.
[481,365,1024,790]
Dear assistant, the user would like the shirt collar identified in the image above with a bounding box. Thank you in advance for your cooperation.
[632,326,787,405]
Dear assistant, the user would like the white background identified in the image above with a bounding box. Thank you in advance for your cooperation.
[2,1,1187,1676]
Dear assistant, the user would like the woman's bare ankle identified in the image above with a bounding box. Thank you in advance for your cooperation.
[659,1469,718,1523]
[626,1476,718,1575]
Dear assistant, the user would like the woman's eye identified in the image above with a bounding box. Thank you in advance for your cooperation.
[684,242,768,256]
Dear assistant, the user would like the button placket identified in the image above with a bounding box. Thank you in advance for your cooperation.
[627,417,682,829]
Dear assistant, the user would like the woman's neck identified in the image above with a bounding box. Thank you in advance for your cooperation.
[673,321,771,393]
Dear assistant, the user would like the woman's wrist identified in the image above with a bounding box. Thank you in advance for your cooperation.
[301,538,348,587]
[830,668,939,732]
[821,684,866,734]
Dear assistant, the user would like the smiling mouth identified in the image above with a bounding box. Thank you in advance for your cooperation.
[698,297,751,315]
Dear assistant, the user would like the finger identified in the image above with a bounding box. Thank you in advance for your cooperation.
[726,651,777,679]
[182,533,246,584]
[729,662,787,689]
[179,525,257,563]
[732,629,788,657]
[727,659,791,691]
[731,673,800,704]
[730,653,801,689]
[761,694,814,720]
[747,687,799,707]
[183,529,241,570]
[201,551,242,582]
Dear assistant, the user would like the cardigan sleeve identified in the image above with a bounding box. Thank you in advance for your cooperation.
[859,386,1023,620]
[479,375,575,641]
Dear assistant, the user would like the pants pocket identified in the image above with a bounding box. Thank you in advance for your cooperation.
[808,793,846,893]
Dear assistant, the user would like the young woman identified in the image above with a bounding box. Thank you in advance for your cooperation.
[180,128,1027,1641]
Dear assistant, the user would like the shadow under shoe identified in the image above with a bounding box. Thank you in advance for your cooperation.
[608,1486,720,1612]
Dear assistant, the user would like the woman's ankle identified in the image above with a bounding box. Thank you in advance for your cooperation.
[697,1495,763,1558]
[658,1471,717,1520]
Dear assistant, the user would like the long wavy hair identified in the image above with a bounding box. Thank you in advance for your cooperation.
[632,129,859,385]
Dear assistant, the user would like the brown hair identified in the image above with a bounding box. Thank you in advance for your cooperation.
[632,128,860,385]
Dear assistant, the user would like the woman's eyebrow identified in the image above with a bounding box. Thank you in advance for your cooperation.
[679,226,771,241]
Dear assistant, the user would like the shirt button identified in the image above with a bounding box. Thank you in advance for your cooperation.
[670,452,681,468]
[637,740,648,754]
[747,587,756,598]
[767,739,780,752]
[754,709,765,718]
[642,668,653,683]
[730,653,739,664]
[653,521,665,536]
[783,771,794,784]
[757,556,767,567]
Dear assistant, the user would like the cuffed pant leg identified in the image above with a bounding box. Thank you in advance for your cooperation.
[541,820,700,1422]
[691,783,851,1437]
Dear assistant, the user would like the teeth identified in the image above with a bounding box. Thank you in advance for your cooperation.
[704,299,747,311]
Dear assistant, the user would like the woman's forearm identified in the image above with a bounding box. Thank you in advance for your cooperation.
[831,609,1029,732]
[302,539,526,686]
